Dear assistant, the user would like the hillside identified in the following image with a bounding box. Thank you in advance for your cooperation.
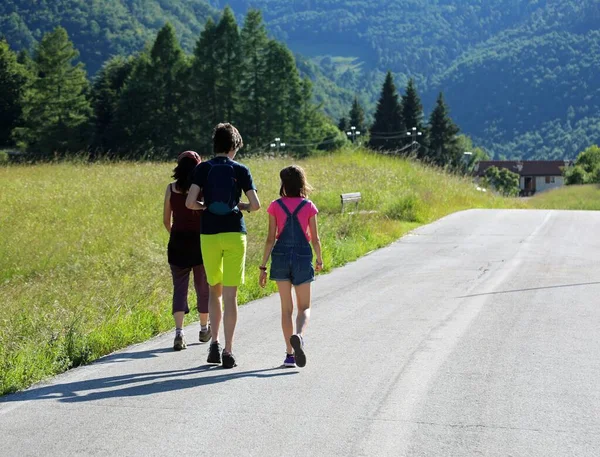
[0,0,217,74]
[209,0,600,159]
[2,0,599,159]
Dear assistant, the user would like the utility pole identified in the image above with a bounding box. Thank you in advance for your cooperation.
[406,127,423,155]
[346,126,361,144]
[270,137,286,154]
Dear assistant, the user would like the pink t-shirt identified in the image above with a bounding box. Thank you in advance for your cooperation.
[267,197,319,241]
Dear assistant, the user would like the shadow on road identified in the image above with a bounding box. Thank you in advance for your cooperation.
[94,346,176,364]
[457,281,600,298]
[1,366,296,404]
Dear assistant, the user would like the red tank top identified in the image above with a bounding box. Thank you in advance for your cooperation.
[170,184,202,233]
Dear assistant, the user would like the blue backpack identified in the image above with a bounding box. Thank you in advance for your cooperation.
[204,161,239,215]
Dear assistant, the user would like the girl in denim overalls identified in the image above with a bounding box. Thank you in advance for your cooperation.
[259,166,323,368]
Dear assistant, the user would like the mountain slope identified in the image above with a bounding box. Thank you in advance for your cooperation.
[0,0,217,74]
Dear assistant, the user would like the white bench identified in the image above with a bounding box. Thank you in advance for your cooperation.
[340,192,361,213]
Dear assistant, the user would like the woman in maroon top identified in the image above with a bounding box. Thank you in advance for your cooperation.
[163,151,210,351]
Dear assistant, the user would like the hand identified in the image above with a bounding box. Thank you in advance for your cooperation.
[238,202,249,211]
[259,270,267,288]
[315,259,323,272]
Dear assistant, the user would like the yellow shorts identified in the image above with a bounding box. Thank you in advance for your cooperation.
[201,233,247,287]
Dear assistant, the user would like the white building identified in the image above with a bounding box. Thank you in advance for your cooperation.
[474,160,572,196]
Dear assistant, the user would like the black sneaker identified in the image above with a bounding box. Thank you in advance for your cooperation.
[221,351,237,369]
[207,342,222,364]
[199,325,211,343]
[173,334,187,351]
[290,334,306,368]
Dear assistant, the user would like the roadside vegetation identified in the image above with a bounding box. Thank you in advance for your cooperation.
[0,149,520,395]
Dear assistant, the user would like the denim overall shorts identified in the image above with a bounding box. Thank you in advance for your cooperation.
[269,199,315,286]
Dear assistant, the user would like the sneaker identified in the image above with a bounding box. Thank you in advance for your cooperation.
[221,351,237,369]
[199,325,211,343]
[290,334,306,368]
[173,334,187,351]
[283,353,296,367]
[207,342,222,364]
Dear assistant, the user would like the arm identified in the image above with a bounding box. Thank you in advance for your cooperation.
[238,189,261,213]
[259,214,277,288]
[308,215,323,272]
[163,185,172,233]
[185,184,205,210]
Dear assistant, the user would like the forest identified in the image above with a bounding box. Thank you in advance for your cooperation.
[2,0,599,159]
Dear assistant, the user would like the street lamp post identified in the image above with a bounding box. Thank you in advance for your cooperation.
[406,127,423,154]
[270,137,286,154]
[346,126,361,144]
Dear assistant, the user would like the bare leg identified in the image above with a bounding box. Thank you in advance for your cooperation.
[208,283,223,342]
[294,282,312,337]
[222,286,238,353]
[173,311,185,330]
[277,281,294,354]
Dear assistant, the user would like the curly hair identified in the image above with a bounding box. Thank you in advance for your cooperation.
[279,165,313,198]
[213,123,244,154]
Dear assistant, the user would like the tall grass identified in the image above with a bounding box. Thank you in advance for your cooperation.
[0,149,518,394]
[529,184,600,210]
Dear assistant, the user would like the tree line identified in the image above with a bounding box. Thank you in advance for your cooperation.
[337,72,470,170]
[0,7,345,159]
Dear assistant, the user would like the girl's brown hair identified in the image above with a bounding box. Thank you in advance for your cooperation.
[279,165,313,198]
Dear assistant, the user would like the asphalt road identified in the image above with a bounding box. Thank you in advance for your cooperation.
[2,209,600,457]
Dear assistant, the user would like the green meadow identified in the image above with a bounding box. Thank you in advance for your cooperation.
[0,149,520,395]
[529,184,600,211]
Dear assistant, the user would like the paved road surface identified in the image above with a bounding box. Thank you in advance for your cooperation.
[2,210,600,456]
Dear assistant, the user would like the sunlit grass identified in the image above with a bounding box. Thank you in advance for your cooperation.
[529,184,600,210]
[0,149,520,394]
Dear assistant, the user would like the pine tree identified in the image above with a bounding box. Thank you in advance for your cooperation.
[368,71,404,151]
[338,117,349,133]
[240,9,268,147]
[263,40,298,147]
[90,56,135,153]
[14,27,91,155]
[115,24,188,157]
[401,78,426,156]
[428,92,460,167]
[348,97,366,133]
[187,18,220,152]
[216,7,242,124]
[0,39,29,147]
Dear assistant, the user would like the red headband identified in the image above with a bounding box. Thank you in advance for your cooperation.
[177,150,201,164]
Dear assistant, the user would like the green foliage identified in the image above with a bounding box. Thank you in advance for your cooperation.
[0,150,9,164]
[12,27,91,156]
[348,97,366,134]
[483,166,520,197]
[0,0,217,74]
[427,92,461,168]
[565,145,600,185]
[368,71,404,152]
[530,184,600,211]
[0,39,29,147]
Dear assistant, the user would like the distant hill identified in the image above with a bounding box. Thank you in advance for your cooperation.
[0,0,217,74]
[208,0,600,159]
[3,0,600,159]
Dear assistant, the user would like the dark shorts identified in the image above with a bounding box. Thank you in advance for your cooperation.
[168,231,202,268]
[270,248,314,286]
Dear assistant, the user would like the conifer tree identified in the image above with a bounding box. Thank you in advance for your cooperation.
[428,92,460,167]
[90,56,135,152]
[240,9,268,146]
[338,117,349,133]
[401,78,426,156]
[368,71,404,151]
[348,97,366,133]
[187,18,220,151]
[14,27,91,155]
[216,7,242,124]
[115,24,188,157]
[0,39,29,147]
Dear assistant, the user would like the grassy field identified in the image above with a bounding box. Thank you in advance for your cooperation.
[0,149,520,395]
[529,184,600,210]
